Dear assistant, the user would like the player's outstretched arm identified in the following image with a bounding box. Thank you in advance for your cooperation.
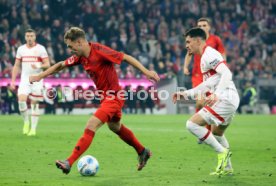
[11,59,21,90]
[183,53,192,75]
[29,61,67,83]
[172,82,210,104]
[123,54,160,83]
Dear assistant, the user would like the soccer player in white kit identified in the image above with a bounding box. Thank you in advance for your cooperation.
[11,29,50,136]
[173,27,240,175]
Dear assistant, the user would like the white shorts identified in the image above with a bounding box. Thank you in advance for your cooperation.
[18,80,44,101]
[198,89,240,126]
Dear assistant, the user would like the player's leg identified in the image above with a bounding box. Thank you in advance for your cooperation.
[28,83,44,136]
[187,113,226,152]
[195,98,210,144]
[27,99,39,136]
[107,120,151,170]
[18,94,29,134]
[187,113,231,174]
[107,121,144,154]
[56,116,104,174]
[212,124,233,175]
[192,78,211,141]
[18,82,31,134]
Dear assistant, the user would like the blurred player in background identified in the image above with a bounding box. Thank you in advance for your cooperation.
[173,28,239,175]
[11,29,50,136]
[30,27,160,174]
[183,18,226,132]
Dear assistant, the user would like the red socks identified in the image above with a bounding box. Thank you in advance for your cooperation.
[67,124,144,166]
[67,128,95,166]
[116,124,144,154]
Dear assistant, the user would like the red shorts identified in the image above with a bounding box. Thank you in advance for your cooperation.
[94,97,125,123]
[192,75,203,88]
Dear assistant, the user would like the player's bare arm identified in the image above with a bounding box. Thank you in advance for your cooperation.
[31,58,50,70]
[29,61,66,83]
[183,53,192,75]
[123,54,160,83]
[172,79,219,106]
[11,59,21,90]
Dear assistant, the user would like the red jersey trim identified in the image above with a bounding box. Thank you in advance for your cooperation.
[204,106,225,123]
[203,69,217,77]
[21,56,43,62]
[30,93,43,98]
[200,130,211,141]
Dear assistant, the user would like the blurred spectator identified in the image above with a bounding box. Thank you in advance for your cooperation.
[43,87,56,115]
[0,0,275,102]
[238,81,257,114]
[0,84,18,114]
[63,86,74,114]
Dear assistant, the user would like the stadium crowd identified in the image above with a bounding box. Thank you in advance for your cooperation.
[0,0,275,113]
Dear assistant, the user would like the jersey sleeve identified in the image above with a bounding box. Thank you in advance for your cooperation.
[204,48,225,70]
[93,43,124,64]
[215,36,225,54]
[64,55,81,67]
[15,47,22,60]
[40,46,49,58]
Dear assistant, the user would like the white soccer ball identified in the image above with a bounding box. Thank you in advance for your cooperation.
[77,155,99,176]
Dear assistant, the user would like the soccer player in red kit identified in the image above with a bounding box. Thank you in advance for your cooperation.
[183,18,226,132]
[29,27,160,174]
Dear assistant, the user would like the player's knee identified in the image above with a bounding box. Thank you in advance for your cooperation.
[86,117,103,132]
[186,120,194,132]
[31,103,40,116]
[107,122,120,133]
[18,101,27,112]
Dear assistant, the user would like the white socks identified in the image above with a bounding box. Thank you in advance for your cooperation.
[214,135,232,169]
[186,120,225,153]
[18,101,29,123]
[31,103,40,130]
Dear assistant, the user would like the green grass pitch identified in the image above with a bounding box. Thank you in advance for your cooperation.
[0,114,276,186]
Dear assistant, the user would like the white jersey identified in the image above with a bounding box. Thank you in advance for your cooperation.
[16,43,48,82]
[200,46,237,96]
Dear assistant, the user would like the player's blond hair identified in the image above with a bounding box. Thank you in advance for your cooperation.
[64,27,86,42]
[197,17,212,26]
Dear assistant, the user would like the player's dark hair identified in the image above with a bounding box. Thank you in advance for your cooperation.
[64,27,86,42]
[197,17,212,26]
[25,28,36,34]
[184,27,207,40]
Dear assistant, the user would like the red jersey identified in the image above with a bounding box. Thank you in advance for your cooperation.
[192,34,225,83]
[64,42,124,92]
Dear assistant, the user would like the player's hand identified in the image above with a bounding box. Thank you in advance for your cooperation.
[172,92,187,104]
[204,93,218,107]
[10,82,16,91]
[183,67,190,75]
[146,71,160,83]
[31,64,38,69]
[29,75,41,84]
